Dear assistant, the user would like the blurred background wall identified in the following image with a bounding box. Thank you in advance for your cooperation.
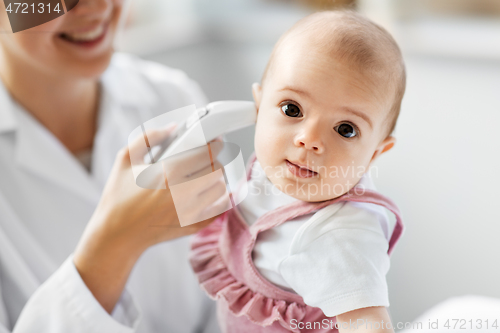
[116,0,500,326]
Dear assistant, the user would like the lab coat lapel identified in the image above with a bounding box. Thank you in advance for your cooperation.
[14,108,101,204]
[0,83,16,133]
[91,63,161,186]
[91,78,146,187]
[3,54,161,204]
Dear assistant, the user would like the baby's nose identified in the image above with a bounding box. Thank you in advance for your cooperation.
[294,125,325,154]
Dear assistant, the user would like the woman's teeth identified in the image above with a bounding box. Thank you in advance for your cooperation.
[62,25,104,42]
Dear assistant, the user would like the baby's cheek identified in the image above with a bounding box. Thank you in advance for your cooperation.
[254,125,271,169]
[255,119,280,161]
[321,161,365,197]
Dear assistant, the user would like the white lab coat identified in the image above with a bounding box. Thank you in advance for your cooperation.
[0,53,220,333]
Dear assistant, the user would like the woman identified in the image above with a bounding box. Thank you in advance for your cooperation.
[0,0,225,332]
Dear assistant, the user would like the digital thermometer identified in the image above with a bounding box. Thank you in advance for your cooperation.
[153,101,257,162]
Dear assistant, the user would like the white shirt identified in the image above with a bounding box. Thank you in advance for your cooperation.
[237,160,396,316]
[0,53,219,333]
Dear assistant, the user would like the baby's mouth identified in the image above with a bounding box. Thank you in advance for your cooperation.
[285,160,318,178]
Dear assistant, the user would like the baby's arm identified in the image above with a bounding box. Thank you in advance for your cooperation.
[337,306,394,333]
[277,201,397,331]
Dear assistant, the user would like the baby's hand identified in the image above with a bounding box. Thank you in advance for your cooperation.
[336,307,395,333]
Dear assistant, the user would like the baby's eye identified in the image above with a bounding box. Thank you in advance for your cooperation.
[336,123,358,138]
[281,103,302,118]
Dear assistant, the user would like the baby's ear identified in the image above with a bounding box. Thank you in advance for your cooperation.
[252,83,262,113]
[370,135,396,163]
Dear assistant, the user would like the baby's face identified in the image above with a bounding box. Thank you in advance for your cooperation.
[253,41,396,202]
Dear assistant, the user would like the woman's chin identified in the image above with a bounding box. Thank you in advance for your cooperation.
[57,50,114,79]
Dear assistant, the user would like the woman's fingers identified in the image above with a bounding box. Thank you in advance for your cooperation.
[178,215,220,238]
[208,140,224,156]
[167,159,229,225]
[197,177,228,210]
[146,123,178,146]
[123,132,229,226]
[186,158,223,181]
[128,128,221,176]
[163,143,224,183]
[200,195,232,223]
[128,123,177,164]
[183,177,229,225]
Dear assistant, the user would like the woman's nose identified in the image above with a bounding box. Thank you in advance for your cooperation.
[293,121,325,154]
[70,0,113,19]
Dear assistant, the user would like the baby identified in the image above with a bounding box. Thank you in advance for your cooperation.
[191,10,406,333]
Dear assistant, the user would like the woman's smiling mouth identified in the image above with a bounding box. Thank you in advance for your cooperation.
[285,159,319,178]
[59,23,109,47]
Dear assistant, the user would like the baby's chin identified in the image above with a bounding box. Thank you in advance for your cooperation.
[268,176,349,202]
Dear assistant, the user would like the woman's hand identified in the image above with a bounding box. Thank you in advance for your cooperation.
[74,125,228,313]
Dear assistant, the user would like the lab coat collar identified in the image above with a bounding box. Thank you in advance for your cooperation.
[0,74,102,204]
[0,54,152,203]
[0,53,158,135]
[101,53,160,109]
[0,79,18,133]
[14,108,102,204]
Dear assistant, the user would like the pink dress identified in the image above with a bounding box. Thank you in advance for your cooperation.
[190,155,404,332]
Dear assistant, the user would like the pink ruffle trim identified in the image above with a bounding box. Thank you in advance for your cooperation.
[190,215,307,332]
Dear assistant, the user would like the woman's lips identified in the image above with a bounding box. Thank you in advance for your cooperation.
[59,23,109,48]
[286,160,318,178]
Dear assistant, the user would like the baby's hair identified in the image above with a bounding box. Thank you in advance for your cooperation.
[261,10,406,138]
